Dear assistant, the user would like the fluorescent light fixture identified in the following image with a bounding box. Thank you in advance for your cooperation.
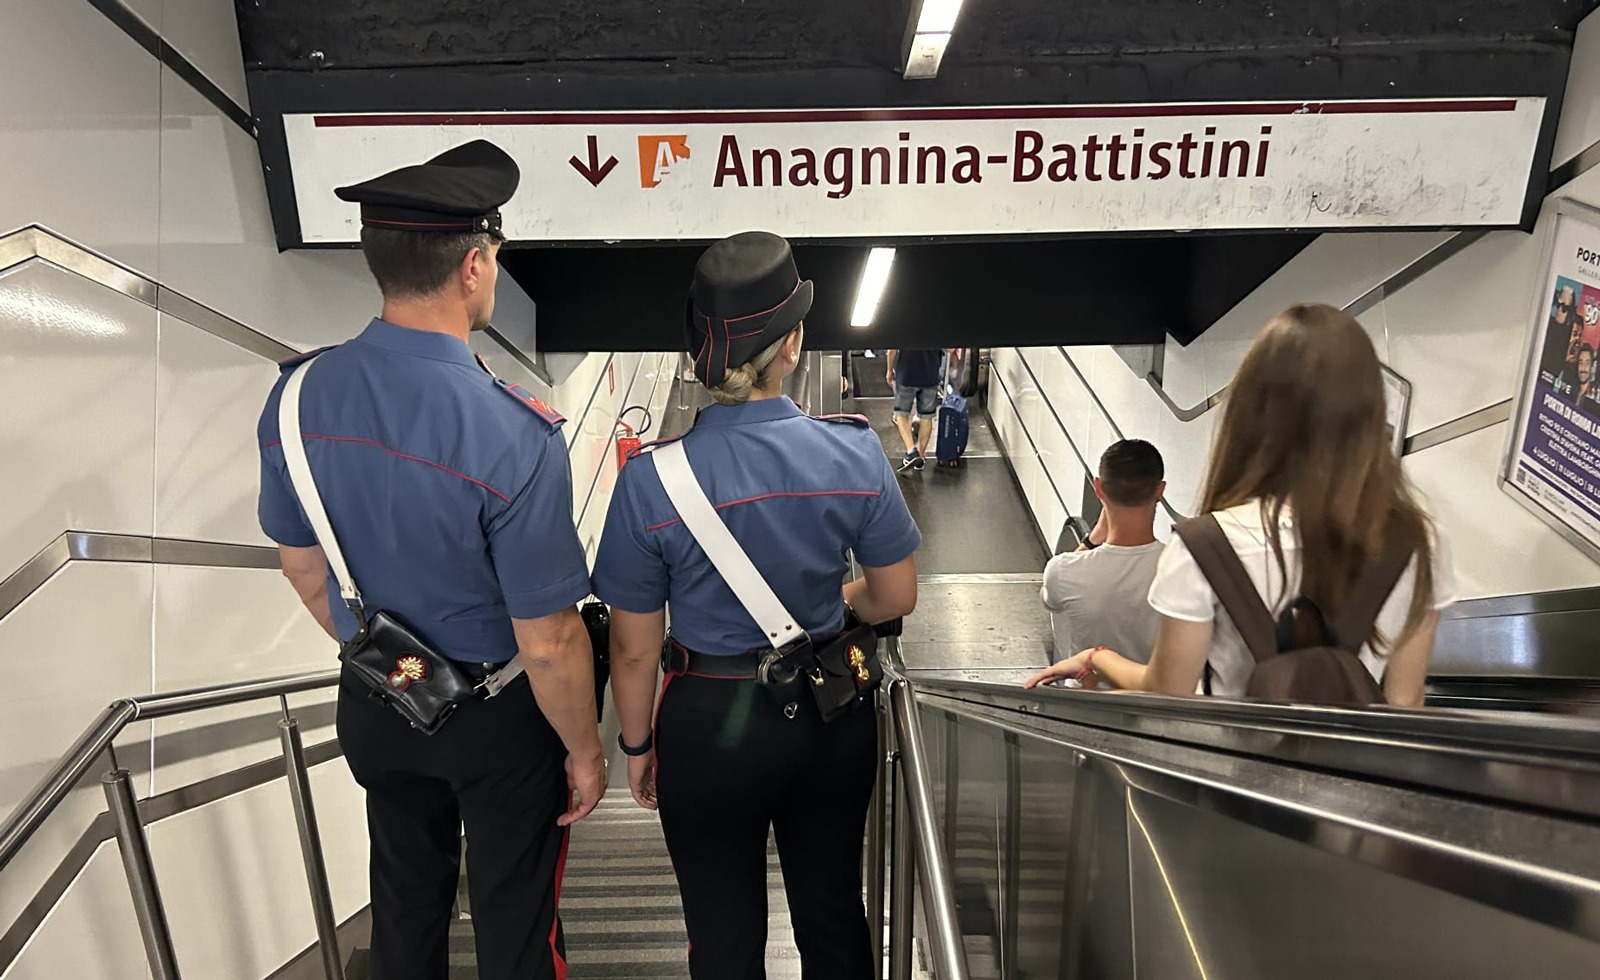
[916,0,964,34]
[850,248,896,327]
[903,33,950,80]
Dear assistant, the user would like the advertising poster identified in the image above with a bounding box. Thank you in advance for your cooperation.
[1505,201,1600,558]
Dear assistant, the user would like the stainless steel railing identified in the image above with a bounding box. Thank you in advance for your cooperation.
[0,669,343,980]
[873,639,972,980]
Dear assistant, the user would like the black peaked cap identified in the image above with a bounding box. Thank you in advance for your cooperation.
[686,231,813,389]
[335,140,520,237]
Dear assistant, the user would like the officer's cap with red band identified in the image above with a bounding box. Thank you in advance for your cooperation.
[685,231,814,389]
[335,140,519,240]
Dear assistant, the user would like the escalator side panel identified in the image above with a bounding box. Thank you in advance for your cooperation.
[918,700,1600,980]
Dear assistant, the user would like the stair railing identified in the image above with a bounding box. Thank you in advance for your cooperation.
[874,638,971,980]
[0,669,344,980]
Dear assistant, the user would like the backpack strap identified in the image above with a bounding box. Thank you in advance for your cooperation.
[1173,515,1277,664]
[1328,540,1416,652]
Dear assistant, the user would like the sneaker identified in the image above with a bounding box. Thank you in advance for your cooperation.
[913,451,926,471]
[898,450,918,472]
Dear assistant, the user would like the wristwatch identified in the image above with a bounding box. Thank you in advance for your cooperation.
[618,732,654,756]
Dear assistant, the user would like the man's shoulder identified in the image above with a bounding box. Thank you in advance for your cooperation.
[1044,549,1096,578]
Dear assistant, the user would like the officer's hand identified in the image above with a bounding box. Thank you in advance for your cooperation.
[559,751,608,826]
[628,750,658,811]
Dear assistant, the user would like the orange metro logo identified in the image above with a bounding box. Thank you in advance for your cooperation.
[639,135,691,188]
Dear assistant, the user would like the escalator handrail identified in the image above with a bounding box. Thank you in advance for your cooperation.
[0,668,340,874]
[906,672,1600,822]
[884,643,971,980]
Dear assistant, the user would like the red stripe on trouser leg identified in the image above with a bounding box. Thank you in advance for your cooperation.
[549,826,571,980]
[653,672,675,783]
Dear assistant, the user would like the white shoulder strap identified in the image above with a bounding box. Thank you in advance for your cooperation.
[278,357,362,611]
[651,441,804,649]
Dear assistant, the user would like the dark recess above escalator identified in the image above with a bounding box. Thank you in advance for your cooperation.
[499,233,1313,352]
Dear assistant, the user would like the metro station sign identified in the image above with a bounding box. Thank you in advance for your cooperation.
[281,98,1545,244]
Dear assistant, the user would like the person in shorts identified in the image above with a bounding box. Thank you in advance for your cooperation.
[886,348,942,471]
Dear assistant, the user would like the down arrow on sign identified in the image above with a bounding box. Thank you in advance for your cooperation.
[569,135,619,187]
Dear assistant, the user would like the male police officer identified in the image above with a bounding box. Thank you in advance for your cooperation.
[256,140,605,980]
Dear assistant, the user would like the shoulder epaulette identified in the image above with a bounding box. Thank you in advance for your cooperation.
[277,346,335,371]
[809,413,871,428]
[496,380,565,428]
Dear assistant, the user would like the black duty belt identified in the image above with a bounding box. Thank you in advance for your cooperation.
[663,642,760,679]
[457,659,516,684]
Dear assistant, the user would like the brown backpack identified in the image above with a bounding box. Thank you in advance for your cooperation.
[1173,515,1414,707]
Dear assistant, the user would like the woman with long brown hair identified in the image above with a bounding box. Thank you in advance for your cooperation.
[1026,304,1455,706]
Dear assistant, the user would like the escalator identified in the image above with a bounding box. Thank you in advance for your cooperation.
[893,665,1600,979]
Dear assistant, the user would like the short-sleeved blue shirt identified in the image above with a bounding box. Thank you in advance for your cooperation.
[591,396,921,654]
[257,318,591,663]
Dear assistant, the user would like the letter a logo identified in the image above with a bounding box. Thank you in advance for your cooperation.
[638,135,691,188]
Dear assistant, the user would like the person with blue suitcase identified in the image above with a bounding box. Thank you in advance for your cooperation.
[935,350,971,467]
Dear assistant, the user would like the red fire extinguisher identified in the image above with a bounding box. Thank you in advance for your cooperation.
[615,406,653,471]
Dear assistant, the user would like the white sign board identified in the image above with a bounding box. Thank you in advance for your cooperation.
[1504,199,1600,563]
[283,99,1545,244]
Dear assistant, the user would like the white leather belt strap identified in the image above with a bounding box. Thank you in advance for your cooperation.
[652,441,805,650]
[482,660,525,696]
[279,356,363,611]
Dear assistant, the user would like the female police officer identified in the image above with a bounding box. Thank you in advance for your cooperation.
[592,231,920,979]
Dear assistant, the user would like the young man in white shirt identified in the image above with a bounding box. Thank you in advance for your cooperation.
[1041,440,1166,667]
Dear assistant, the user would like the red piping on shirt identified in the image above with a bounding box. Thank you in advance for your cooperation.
[261,435,511,504]
[643,489,881,532]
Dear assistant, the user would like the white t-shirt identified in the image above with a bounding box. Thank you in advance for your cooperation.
[1146,501,1457,698]
[1041,542,1166,663]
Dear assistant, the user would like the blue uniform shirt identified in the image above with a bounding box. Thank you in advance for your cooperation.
[591,397,921,654]
[257,318,591,663]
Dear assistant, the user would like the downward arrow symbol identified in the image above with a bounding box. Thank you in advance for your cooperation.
[569,135,619,187]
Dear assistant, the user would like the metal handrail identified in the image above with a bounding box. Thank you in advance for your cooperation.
[0,668,342,979]
[880,642,971,980]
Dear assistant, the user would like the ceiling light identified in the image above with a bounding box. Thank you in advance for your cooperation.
[916,0,964,34]
[850,248,896,327]
[903,33,950,80]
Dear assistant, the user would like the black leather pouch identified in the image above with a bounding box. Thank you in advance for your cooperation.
[808,622,882,722]
[582,600,611,722]
[340,610,476,735]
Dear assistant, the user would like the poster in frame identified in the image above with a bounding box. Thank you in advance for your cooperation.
[1500,197,1600,565]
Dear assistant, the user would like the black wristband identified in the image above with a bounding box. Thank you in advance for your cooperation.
[618,732,654,756]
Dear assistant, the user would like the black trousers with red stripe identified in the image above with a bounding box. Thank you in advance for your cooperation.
[656,672,879,980]
[338,668,571,980]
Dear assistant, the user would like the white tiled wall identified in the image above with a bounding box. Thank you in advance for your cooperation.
[0,262,158,578]
[0,844,149,980]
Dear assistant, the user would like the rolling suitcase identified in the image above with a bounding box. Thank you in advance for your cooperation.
[935,388,969,466]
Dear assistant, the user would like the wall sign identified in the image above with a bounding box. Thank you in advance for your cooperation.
[1504,199,1600,563]
[281,98,1545,244]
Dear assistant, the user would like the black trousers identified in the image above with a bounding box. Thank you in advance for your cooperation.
[338,668,571,980]
[655,672,879,980]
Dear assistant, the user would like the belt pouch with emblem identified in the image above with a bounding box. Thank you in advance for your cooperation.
[279,353,475,735]
[339,611,475,735]
[807,615,882,722]
[653,440,878,722]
